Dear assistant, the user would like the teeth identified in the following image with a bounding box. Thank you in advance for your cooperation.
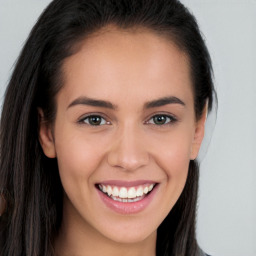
[143,187,149,194]
[127,187,136,198]
[112,186,119,197]
[107,185,112,196]
[99,183,155,200]
[119,187,127,198]
[136,186,143,197]
[111,196,143,203]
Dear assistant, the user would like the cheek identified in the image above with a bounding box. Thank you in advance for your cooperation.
[152,129,193,173]
[159,142,190,189]
[149,129,193,200]
[53,128,108,193]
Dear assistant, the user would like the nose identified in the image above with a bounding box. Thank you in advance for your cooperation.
[107,125,149,171]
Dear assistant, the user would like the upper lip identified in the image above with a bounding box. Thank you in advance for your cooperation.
[96,180,157,187]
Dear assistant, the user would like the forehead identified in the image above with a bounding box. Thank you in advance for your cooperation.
[59,26,193,107]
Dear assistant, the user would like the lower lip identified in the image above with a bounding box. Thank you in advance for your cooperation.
[97,185,158,214]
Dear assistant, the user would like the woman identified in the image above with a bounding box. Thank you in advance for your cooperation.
[0,0,215,255]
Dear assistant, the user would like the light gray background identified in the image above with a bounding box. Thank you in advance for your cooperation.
[0,1,255,256]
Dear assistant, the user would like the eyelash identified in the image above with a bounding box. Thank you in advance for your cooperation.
[78,113,177,126]
[78,114,111,126]
[146,114,177,126]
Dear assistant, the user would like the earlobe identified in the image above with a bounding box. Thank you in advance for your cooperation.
[38,108,56,158]
[190,105,208,160]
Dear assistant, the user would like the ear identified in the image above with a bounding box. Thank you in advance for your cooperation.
[190,105,208,160]
[38,108,56,158]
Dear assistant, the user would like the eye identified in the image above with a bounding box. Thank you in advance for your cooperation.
[79,115,109,126]
[147,114,177,125]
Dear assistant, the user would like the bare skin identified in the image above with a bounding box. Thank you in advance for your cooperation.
[39,26,206,256]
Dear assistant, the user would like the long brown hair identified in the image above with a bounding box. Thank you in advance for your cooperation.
[0,0,215,255]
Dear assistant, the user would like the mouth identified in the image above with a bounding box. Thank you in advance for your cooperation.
[96,183,156,203]
[95,181,158,214]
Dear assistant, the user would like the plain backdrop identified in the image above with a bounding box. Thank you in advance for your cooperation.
[0,1,255,256]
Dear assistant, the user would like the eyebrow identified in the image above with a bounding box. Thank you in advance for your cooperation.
[67,96,117,110]
[144,96,185,109]
[67,96,185,110]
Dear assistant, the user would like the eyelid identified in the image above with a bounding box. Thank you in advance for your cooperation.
[77,113,111,125]
[76,112,178,126]
[145,112,178,125]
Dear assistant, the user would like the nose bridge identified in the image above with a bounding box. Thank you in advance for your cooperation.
[107,122,149,171]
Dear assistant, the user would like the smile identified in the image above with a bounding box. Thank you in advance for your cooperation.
[96,181,158,214]
[97,183,155,202]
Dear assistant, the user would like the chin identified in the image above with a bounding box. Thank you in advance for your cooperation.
[101,227,157,245]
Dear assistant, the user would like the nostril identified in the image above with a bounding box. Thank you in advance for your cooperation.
[107,151,149,171]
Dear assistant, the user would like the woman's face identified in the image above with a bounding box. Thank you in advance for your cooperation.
[39,27,205,245]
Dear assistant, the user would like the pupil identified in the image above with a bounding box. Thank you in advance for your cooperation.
[89,116,101,125]
[154,115,166,125]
